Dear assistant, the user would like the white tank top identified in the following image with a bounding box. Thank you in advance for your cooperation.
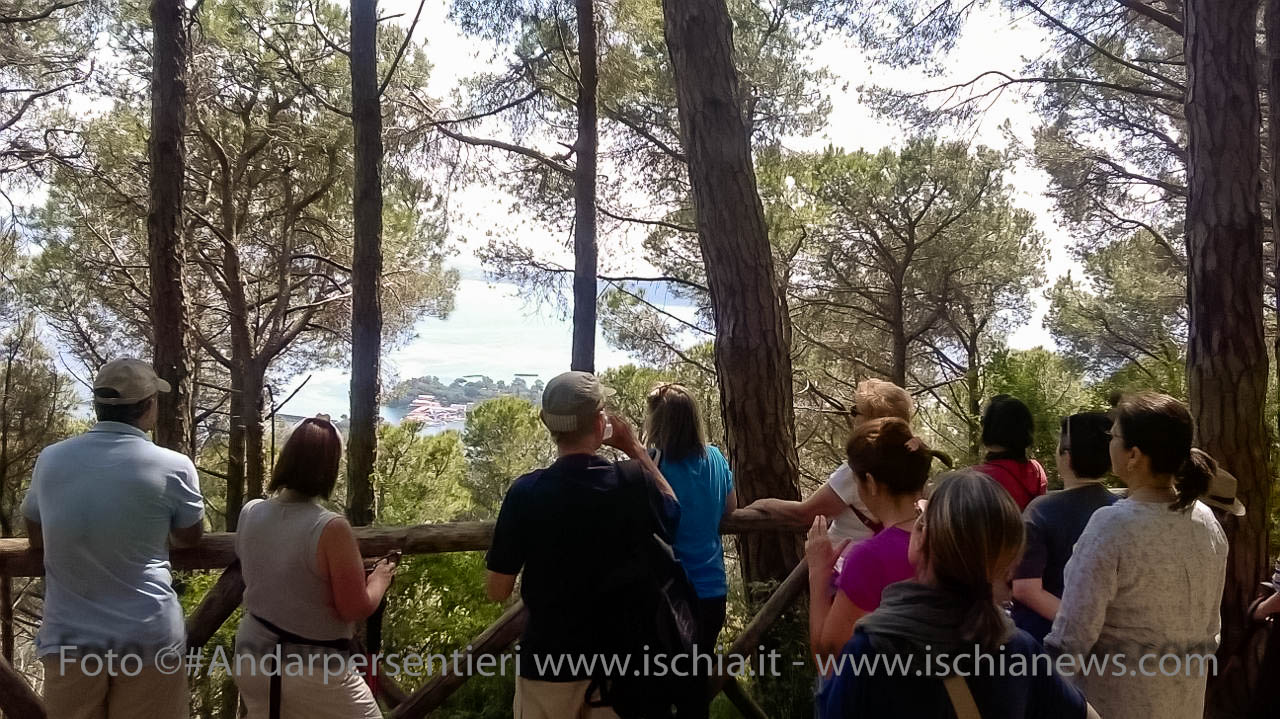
[234,497,353,651]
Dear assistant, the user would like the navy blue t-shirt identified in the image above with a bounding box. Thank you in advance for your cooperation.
[486,453,680,680]
[820,628,1086,718]
[1012,483,1119,641]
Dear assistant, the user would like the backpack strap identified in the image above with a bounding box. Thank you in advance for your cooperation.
[943,675,982,719]
[848,503,883,534]
[615,458,677,543]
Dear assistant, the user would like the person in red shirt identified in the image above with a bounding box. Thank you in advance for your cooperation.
[972,395,1046,510]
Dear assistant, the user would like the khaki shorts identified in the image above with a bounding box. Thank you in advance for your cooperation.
[513,677,620,719]
[41,655,189,719]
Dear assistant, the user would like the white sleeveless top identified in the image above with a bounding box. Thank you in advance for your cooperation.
[234,497,353,652]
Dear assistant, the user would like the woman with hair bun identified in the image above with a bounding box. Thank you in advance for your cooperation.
[749,379,918,549]
[806,418,933,666]
[1046,393,1228,719]
[821,470,1094,718]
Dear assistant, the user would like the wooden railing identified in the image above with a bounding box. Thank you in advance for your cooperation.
[0,510,809,718]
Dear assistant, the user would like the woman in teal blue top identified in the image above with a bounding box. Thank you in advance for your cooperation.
[644,383,737,719]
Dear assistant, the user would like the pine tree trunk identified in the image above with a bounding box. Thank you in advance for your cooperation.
[347,0,382,527]
[571,0,598,374]
[1186,1,1271,714]
[660,0,802,587]
[1268,0,1280,491]
[225,372,245,532]
[243,368,265,503]
[147,0,192,454]
[890,321,908,388]
[966,342,981,461]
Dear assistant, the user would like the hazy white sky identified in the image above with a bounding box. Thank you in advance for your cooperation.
[288,1,1083,412]
[385,0,1077,348]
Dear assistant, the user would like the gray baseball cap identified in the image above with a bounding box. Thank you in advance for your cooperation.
[93,358,171,405]
[540,371,615,432]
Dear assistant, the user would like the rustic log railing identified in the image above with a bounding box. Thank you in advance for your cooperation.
[0,510,808,718]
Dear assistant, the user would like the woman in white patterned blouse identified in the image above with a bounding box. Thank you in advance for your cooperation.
[1046,393,1228,719]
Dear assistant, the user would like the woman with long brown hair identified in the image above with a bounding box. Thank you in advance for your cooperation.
[644,383,735,719]
[231,416,398,718]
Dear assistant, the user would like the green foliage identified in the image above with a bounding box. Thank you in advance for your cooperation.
[739,594,816,718]
[0,0,100,184]
[175,570,243,717]
[0,317,78,535]
[386,375,544,409]
[21,0,458,381]
[461,397,555,517]
[1046,230,1186,384]
[785,138,1045,380]
[371,418,514,716]
[600,353,723,444]
[376,424,472,525]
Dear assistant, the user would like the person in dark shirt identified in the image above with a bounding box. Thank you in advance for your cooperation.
[485,371,678,719]
[820,470,1096,719]
[1011,412,1118,642]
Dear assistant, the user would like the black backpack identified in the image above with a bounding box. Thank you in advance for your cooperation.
[587,459,700,718]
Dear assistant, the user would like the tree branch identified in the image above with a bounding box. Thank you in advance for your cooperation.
[377,0,427,97]
[0,0,81,24]
[1112,0,1183,36]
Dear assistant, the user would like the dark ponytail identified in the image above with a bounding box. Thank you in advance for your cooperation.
[1173,448,1217,512]
[1112,392,1205,512]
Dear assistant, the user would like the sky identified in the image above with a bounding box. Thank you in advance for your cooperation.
[280,1,1080,416]
[37,1,1082,413]
[279,0,1083,415]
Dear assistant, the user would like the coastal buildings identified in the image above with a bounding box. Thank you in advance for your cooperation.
[405,395,470,426]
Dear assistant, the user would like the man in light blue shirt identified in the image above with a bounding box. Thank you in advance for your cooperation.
[22,357,204,719]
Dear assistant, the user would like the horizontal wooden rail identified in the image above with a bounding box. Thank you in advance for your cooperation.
[0,509,797,577]
[389,601,529,718]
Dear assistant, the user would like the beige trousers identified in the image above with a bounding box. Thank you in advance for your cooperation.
[41,656,189,719]
[232,663,380,719]
[513,677,621,719]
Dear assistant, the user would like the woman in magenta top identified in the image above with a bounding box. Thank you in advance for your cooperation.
[973,394,1047,510]
[806,417,935,668]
